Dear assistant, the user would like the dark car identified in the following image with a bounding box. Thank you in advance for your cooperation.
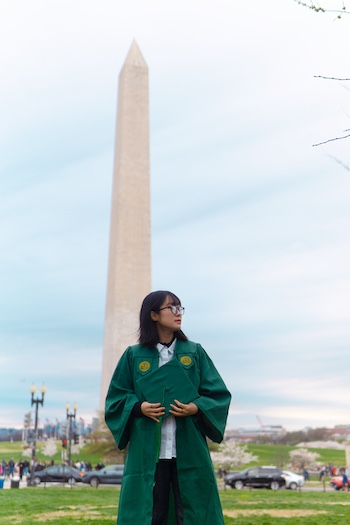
[224,466,286,490]
[32,465,82,486]
[82,464,124,487]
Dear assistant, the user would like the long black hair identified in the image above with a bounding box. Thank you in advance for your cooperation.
[138,290,188,347]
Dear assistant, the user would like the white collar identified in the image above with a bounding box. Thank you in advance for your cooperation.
[156,338,176,353]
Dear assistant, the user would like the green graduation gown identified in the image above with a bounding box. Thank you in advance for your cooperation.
[105,339,231,525]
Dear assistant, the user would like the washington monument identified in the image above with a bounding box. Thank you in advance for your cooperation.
[100,41,151,407]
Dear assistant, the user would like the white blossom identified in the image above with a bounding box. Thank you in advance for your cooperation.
[296,440,344,450]
[211,440,258,470]
[71,442,84,455]
[289,448,320,469]
[41,439,58,458]
[22,446,33,458]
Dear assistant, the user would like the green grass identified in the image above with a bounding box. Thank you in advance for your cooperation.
[220,489,350,525]
[245,444,346,469]
[0,486,120,524]
[1,439,348,524]
[0,441,107,467]
[1,486,350,524]
[244,444,296,467]
[1,441,346,471]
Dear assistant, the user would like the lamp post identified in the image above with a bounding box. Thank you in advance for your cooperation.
[66,403,77,467]
[28,383,46,486]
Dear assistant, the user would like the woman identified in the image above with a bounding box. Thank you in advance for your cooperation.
[105,290,231,525]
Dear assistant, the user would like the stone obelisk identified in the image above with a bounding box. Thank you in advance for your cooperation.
[100,41,151,408]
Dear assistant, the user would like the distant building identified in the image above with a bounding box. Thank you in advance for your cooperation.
[0,428,22,441]
[91,417,99,433]
[327,425,350,439]
[226,425,286,443]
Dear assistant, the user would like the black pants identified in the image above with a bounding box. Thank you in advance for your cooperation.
[152,459,184,525]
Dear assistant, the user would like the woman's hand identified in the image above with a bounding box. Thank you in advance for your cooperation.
[169,399,199,417]
[141,402,165,422]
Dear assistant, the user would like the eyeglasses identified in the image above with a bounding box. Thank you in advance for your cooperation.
[159,305,185,315]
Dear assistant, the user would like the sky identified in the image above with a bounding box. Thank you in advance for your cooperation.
[1,0,350,432]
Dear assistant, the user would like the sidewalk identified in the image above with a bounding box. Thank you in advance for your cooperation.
[0,477,25,490]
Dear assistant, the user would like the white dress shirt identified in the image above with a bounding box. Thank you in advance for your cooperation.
[156,339,177,459]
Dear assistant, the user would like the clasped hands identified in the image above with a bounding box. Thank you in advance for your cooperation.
[141,399,198,422]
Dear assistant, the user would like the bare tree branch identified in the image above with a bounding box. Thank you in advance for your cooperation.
[294,0,350,16]
[296,1,350,156]
[325,152,350,171]
[313,132,350,147]
[312,77,350,148]
[314,75,350,81]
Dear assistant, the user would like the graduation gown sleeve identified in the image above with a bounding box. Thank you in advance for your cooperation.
[191,344,231,443]
[105,347,140,450]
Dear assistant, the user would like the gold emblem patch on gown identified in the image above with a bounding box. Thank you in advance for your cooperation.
[139,361,151,372]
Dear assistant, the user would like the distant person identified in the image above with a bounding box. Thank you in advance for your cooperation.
[303,468,309,481]
[319,465,326,481]
[105,290,231,525]
[18,460,24,480]
[340,468,348,492]
[3,461,9,478]
[8,458,15,478]
[23,460,30,477]
[30,457,38,475]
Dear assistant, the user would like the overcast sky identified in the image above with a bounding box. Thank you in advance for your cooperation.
[1,0,350,432]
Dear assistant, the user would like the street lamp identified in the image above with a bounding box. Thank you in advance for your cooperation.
[66,402,78,467]
[28,383,46,486]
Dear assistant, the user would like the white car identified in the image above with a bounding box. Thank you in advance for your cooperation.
[281,470,305,490]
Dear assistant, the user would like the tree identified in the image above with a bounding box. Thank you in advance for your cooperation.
[86,410,125,464]
[41,439,58,460]
[210,441,258,470]
[71,440,84,455]
[289,448,320,470]
[294,0,350,163]
[22,446,33,459]
[294,0,349,17]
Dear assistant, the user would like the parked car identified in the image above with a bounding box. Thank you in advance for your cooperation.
[224,466,286,490]
[82,464,124,487]
[330,475,350,491]
[32,465,82,486]
[281,470,305,490]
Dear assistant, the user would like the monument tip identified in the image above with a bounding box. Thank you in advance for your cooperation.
[123,39,148,68]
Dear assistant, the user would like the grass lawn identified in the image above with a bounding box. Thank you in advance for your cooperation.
[1,441,346,474]
[0,486,120,524]
[220,489,350,524]
[0,441,108,467]
[1,486,350,524]
[245,444,346,470]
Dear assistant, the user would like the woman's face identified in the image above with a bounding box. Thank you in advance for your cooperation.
[151,295,183,334]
